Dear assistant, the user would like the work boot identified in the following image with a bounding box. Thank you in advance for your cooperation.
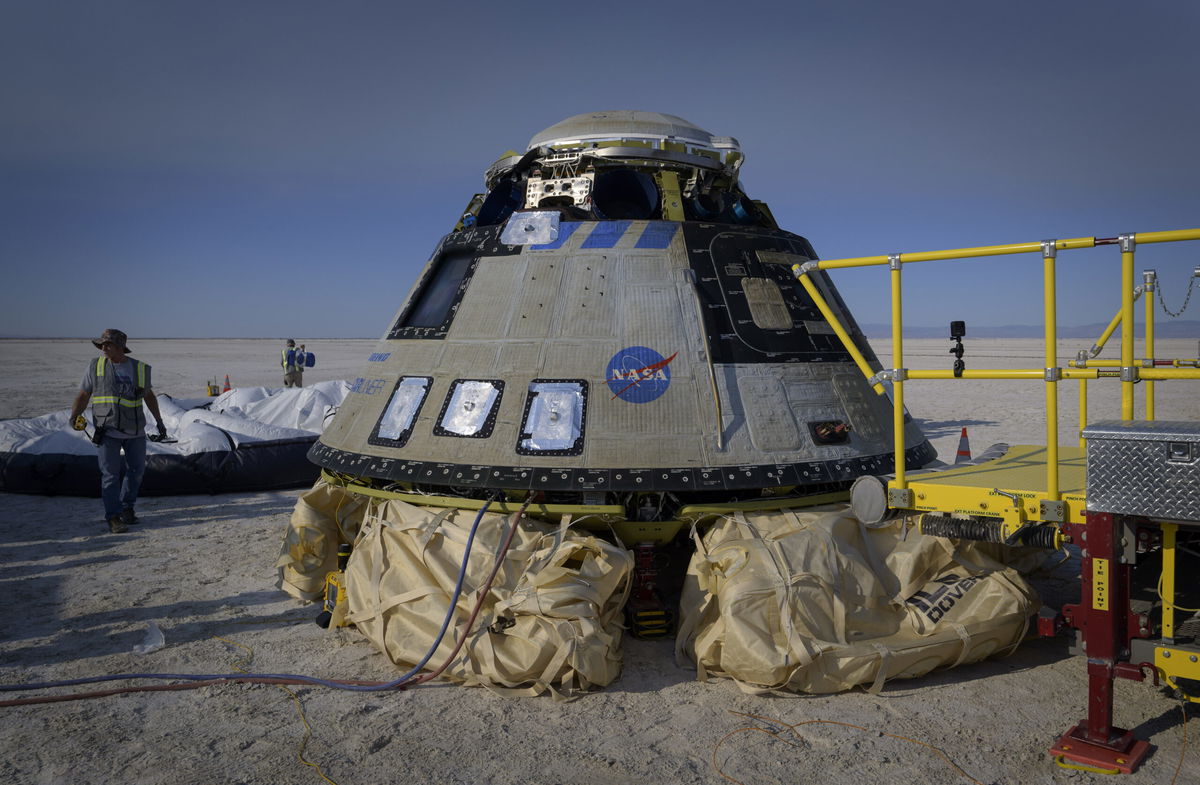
[121,507,138,526]
[107,515,129,534]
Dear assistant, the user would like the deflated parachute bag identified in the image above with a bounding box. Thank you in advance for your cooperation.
[345,500,633,697]
[676,506,1039,694]
[276,478,370,601]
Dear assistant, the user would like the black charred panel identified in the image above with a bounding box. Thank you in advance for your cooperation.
[683,224,868,365]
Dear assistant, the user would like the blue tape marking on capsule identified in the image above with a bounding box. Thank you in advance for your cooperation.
[634,221,678,249]
[581,221,632,249]
[530,222,582,251]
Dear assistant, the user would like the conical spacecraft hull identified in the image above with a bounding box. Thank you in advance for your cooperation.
[311,112,935,502]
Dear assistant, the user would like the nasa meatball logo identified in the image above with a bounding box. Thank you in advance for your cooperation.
[606,346,677,403]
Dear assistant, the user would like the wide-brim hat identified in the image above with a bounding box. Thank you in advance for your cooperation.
[92,328,130,351]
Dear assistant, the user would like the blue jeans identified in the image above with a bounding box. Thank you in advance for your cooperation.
[97,434,147,518]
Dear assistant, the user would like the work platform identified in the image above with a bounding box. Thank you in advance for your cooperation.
[796,226,1200,774]
[906,445,1086,526]
[892,431,1200,775]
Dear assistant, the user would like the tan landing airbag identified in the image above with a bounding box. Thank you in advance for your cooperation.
[345,501,633,697]
[676,506,1039,694]
[276,479,369,601]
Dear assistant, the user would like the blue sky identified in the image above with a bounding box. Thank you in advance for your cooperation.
[2,1,1197,339]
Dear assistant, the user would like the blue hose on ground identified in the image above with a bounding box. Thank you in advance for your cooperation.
[1,498,498,697]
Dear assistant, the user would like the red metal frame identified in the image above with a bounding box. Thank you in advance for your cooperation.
[627,543,673,638]
[1050,511,1151,773]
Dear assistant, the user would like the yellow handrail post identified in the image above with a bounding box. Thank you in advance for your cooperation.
[1144,269,1156,420]
[1120,234,1136,420]
[1078,374,1088,449]
[890,254,906,488]
[1042,241,1060,500]
[791,266,886,395]
[1089,309,1124,359]
[1163,522,1178,639]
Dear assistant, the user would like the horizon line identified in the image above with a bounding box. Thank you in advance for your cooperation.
[2,321,1198,342]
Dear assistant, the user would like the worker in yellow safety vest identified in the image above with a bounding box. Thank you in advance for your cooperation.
[281,338,305,388]
[68,329,167,533]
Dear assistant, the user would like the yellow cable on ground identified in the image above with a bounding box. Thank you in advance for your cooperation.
[1052,755,1120,775]
[713,710,986,785]
[1171,701,1189,785]
[213,636,341,785]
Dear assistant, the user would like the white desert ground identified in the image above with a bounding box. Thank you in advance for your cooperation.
[1,336,1198,785]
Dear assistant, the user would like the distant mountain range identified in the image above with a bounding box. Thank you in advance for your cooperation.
[859,320,1200,339]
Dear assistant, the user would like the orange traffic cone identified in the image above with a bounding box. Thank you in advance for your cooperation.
[954,427,971,464]
[223,374,231,392]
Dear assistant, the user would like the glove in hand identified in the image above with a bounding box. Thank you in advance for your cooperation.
[72,415,87,431]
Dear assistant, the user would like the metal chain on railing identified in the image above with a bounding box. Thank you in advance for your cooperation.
[1157,268,1198,317]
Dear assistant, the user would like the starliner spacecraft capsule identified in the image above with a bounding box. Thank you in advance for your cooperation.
[310,111,936,543]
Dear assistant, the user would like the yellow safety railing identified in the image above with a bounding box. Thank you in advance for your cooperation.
[792,228,1200,505]
[1065,265,1200,444]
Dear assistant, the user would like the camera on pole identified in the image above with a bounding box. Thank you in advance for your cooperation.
[950,320,966,378]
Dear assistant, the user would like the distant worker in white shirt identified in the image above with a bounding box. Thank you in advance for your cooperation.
[281,338,306,388]
[68,329,168,533]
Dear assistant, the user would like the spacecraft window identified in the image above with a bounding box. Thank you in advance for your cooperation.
[434,379,504,438]
[369,376,433,447]
[395,250,475,331]
[517,380,587,455]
